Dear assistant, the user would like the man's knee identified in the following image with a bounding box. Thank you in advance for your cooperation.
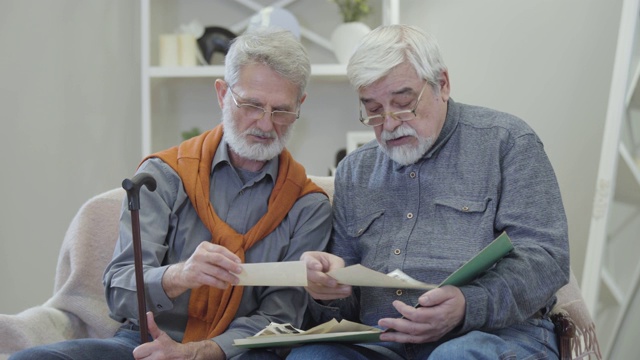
[428,331,516,360]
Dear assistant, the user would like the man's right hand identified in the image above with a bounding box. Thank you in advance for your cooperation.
[162,242,243,299]
[300,251,352,301]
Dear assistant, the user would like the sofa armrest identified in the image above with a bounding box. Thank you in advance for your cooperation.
[0,188,125,356]
[0,306,79,354]
[551,270,602,359]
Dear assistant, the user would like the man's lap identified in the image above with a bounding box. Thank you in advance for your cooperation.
[8,326,140,360]
[287,318,559,360]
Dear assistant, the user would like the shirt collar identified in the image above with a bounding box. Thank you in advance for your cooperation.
[211,135,280,181]
[423,98,459,159]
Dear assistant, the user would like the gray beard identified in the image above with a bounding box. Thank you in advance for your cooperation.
[221,103,292,162]
[380,124,434,165]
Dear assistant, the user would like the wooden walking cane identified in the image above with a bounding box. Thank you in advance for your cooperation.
[122,172,157,343]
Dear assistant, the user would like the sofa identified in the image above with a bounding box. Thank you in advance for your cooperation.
[0,176,599,359]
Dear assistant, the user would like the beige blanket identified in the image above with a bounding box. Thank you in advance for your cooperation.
[0,188,125,357]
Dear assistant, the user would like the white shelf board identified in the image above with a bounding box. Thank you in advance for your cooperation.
[602,268,625,305]
[614,143,640,204]
[148,64,347,79]
[625,60,640,109]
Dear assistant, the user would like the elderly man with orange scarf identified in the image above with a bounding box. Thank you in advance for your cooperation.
[9,28,331,360]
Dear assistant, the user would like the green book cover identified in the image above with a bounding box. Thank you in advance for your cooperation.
[439,231,514,287]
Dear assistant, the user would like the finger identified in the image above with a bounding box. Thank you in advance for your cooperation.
[199,268,240,289]
[199,242,242,266]
[192,245,243,277]
[418,287,449,306]
[146,311,162,340]
[300,251,321,265]
[132,343,150,359]
[379,324,432,343]
[307,269,338,287]
[381,300,420,323]
[305,283,352,300]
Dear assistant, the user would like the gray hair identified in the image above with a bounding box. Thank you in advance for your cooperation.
[224,27,310,101]
[347,25,447,91]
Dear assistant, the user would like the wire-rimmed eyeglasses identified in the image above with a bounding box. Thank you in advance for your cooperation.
[359,82,428,127]
[228,86,300,125]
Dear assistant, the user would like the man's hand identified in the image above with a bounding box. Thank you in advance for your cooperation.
[162,242,243,299]
[378,285,466,343]
[300,251,351,300]
[133,312,225,360]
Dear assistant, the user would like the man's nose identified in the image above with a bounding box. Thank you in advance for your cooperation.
[255,110,275,130]
[382,113,401,132]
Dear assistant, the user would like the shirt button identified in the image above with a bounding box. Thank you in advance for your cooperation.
[407,213,413,219]
[239,190,244,196]
[157,304,163,309]
[357,228,364,235]
[461,206,469,212]
[409,171,416,178]
[396,289,403,296]
[394,249,401,255]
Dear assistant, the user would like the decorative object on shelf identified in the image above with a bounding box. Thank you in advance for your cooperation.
[329,0,372,64]
[159,33,198,67]
[197,26,237,65]
[247,7,301,40]
[179,20,237,65]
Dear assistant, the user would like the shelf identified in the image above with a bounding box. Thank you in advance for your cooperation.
[614,143,640,204]
[602,268,625,305]
[141,0,398,157]
[148,64,347,79]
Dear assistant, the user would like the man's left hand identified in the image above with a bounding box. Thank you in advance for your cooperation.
[132,312,224,359]
[378,285,465,344]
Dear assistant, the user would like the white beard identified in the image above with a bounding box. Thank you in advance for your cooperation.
[221,103,293,161]
[379,124,434,166]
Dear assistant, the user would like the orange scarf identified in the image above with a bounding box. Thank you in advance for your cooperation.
[144,124,325,342]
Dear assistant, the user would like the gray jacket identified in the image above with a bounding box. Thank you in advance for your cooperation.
[312,99,569,336]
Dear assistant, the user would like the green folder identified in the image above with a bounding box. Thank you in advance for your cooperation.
[439,231,513,287]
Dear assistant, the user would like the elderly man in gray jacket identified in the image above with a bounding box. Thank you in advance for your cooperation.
[291,24,569,360]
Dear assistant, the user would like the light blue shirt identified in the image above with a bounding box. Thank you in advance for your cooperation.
[312,99,569,335]
[104,138,332,358]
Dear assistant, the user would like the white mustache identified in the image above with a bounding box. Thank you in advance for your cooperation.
[380,124,417,141]
[246,128,276,139]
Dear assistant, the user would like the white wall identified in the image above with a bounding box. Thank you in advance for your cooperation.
[0,0,624,344]
[0,1,141,314]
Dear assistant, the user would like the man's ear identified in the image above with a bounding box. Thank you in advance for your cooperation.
[299,92,307,105]
[214,79,227,108]
[439,70,451,102]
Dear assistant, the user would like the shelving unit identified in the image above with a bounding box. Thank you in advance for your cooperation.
[140,0,398,157]
[581,0,640,357]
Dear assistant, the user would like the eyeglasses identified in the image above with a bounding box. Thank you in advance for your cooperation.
[359,82,428,127]
[228,86,300,125]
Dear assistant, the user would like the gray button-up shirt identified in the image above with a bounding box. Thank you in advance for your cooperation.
[104,138,332,358]
[313,99,569,335]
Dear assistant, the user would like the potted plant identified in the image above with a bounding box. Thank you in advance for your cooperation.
[329,0,373,64]
[331,0,371,23]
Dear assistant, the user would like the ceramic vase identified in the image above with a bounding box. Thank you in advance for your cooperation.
[330,22,371,64]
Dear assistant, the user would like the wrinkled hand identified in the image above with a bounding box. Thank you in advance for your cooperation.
[163,242,243,298]
[300,251,351,300]
[378,286,466,343]
[133,312,223,360]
